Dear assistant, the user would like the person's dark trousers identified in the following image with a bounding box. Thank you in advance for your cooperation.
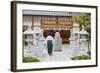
[47,40,53,56]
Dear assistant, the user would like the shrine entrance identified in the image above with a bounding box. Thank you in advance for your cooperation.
[41,16,73,43]
[43,30,71,43]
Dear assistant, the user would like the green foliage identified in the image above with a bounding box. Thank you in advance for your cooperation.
[87,51,91,55]
[73,13,91,32]
[71,55,90,60]
[23,56,40,62]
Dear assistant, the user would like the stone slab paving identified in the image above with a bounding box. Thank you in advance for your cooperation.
[24,44,89,62]
[39,47,72,62]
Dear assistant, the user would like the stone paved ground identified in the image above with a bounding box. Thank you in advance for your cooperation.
[24,44,89,62]
[39,44,72,62]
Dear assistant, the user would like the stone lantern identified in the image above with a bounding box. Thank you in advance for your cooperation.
[24,25,34,56]
[69,29,80,57]
[79,26,89,51]
[33,27,45,57]
[69,23,80,50]
[54,32,62,51]
[69,23,80,56]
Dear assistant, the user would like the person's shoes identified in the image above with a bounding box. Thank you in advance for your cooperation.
[49,53,53,56]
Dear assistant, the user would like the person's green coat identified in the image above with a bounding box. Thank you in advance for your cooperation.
[47,40,53,55]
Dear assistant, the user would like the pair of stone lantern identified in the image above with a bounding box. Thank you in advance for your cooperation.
[70,25,89,56]
[24,25,43,57]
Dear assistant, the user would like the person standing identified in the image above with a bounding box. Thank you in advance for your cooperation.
[44,33,54,56]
